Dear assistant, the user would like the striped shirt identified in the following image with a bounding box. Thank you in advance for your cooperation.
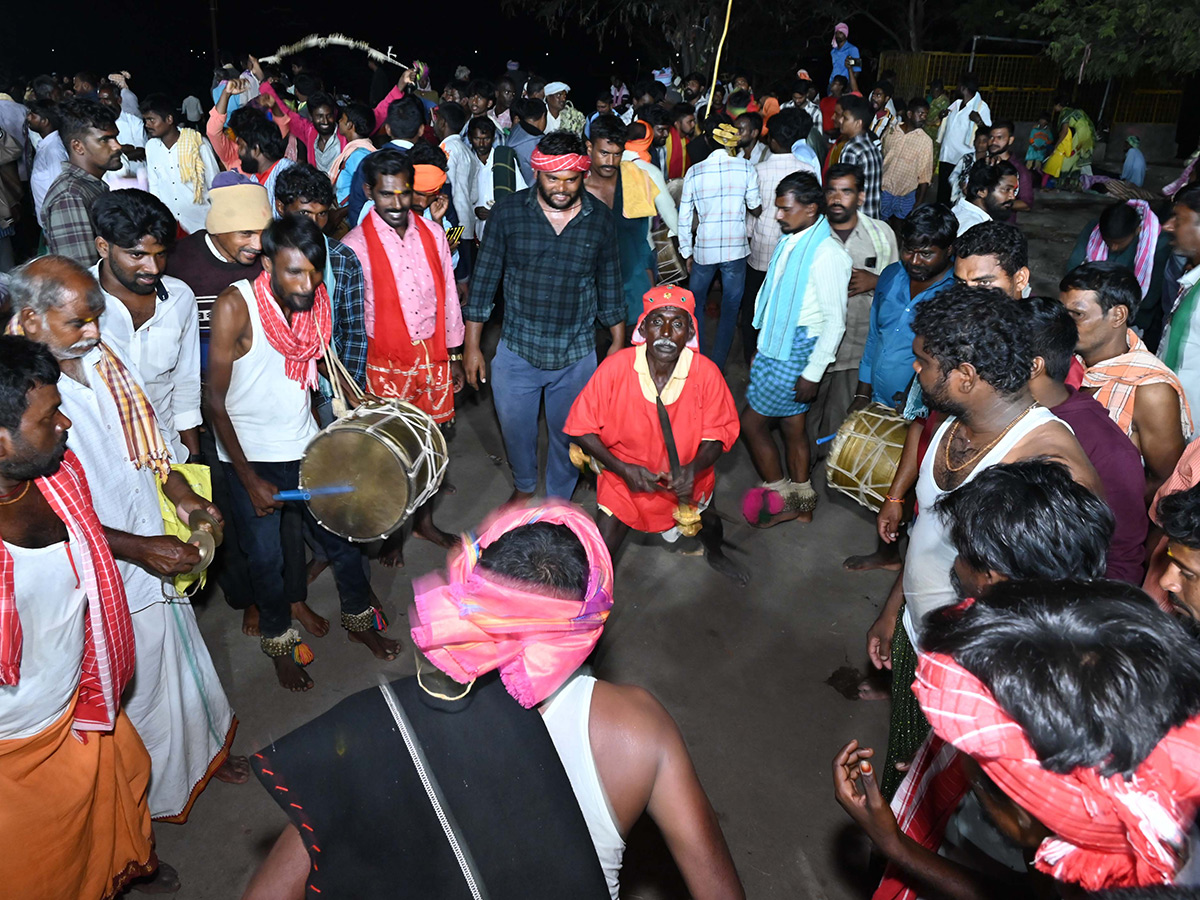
[882,125,934,197]
[678,151,762,265]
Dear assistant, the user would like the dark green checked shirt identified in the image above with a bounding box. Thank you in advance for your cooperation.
[466,187,625,370]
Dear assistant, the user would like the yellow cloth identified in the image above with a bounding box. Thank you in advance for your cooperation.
[1043,132,1072,179]
[157,463,213,597]
[176,128,207,205]
[620,161,660,220]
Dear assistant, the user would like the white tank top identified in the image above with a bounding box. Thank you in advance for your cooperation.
[215,279,318,463]
[0,541,87,739]
[902,406,1064,643]
[541,674,626,900]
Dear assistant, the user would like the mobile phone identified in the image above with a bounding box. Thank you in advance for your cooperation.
[446,225,465,244]
[847,57,860,67]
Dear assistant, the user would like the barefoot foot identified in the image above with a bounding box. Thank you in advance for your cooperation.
[413,521,457,549]
[842,550,902,572]
[131,860,181,894]
[705,551,750,586]
[273,656,314,692]
[241,606,260,637]
[215,754,251,784]
[349,628,401,660]
[291,602,329,637]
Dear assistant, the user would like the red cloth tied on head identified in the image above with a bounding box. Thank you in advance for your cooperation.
[626,121,653,163]
[410,502,614,708]
[908,651,1200,891]
[530,148,591,173]
[413,164,448,194]
[631,284,700,350]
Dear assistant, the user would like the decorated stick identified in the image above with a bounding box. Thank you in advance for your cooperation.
[259,34,409,68]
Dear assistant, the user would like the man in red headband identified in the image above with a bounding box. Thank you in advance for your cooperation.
[342,147,465,566]
[242,502,745,900]
[565,286,744,581]
[209,214,397,691]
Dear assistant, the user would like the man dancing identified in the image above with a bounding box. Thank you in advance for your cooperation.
[565,287,743,582]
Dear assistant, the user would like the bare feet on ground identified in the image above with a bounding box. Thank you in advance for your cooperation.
[749,508,803,528]
[705,551,750,586]
[379,543,405,568]
[413,520,457,549]
[131,860,181,894]
[291,601,330,637]
[842,549,902,572]
[215,755,251,784]
[241,606,260,637]
[273,656,314,692]
[349,629,401,660]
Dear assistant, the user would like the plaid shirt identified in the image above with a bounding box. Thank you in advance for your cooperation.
[42,162,108,265]
[678,151,762,265]
[840,133,884,218]
[881,125,934,197]
[326,238,368,388]
[467,188,625,370]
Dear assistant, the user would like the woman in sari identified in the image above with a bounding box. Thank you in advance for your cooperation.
[1045,99,1095,189]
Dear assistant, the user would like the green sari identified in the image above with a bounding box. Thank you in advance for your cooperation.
[1058,107,1096,174]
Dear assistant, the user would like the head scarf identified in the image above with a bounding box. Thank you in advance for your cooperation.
[413,164,448,193]
[205,175,272,234]
[1084,200,1162,298]
[411,502,615,708]
[530,147,591,173]
[626,121,654,162]
[832,22,850,46]
[412,60,431,91]
[914,651,1200,890]
[1127,135,1141,148]
[631,285,700,350]
[544,81,571,97]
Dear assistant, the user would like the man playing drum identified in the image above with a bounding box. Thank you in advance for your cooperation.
[341,148,464,566]
[207,214,398,692]
[565,287,744,582]
[740,172,852,527]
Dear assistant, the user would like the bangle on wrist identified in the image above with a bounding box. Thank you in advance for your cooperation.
[884,495,904,505]
[854,393,870,400]
[448,353,464,362]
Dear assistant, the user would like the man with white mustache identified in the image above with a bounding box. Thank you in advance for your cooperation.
[565,286,744,582]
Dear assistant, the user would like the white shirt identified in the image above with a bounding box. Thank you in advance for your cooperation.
[1164,265,1200,416]
[59,343,176,614]
[939,94,990,164]
[441,134,479,241]
[678,151,762,264]
[744,142,769,166]
[621,151,679,237]
[103,110,148,187]
[145,133,221,235]
[94,266,202,461]
[181,95,204,122]
[951,197,993,235]
[474,146,527,239]
[31,131,68,226]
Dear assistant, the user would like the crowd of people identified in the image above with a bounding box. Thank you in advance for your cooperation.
[4,32,1200,900]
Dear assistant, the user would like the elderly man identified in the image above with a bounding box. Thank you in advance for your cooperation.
[342,150,462,563]
[41,98,123,265]
[92,189,201,462]
[464,131,625,502]
[838,578,1200,898]
[243,503,745,900]
[1062,261,1191,502]
[0,335,162,897]
[741,172,852,527]
[566,287,743,581]
[9,256,244,824]
[207,215,397,692]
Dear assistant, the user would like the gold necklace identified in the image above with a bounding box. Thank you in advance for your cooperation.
[943,403,1038,473]
[415,654,476,702]
[0,482,30,506]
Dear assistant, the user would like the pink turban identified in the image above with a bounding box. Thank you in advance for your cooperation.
[832,22,849,47]
[410,502,614,708]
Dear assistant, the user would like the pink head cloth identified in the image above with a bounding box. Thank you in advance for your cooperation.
[914,651,1200,889]
[631,284,700,351]
[530,148,592,173]
[832,22,849,46]
[410,502,614,708]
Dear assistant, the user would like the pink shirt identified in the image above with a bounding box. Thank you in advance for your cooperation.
[257,81,404,162]
[342,209,465,346]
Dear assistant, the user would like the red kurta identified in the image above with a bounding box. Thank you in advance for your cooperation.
[565,347,740,533]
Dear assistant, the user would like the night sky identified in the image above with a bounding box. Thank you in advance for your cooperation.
[3,1,654,106]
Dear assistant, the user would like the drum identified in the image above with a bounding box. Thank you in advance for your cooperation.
[825,403,908,513]
[300,400,448,542]
[653,225,687,285]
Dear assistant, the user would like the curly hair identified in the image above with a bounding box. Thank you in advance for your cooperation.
[910,283,1033,396]
[953,221,1028,275]
[1159,483,1200,551]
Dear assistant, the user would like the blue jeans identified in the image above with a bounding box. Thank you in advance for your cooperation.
[224,460,371,639]
[491,340,597,499]
[881,190,916,219]
[689,257,747,371]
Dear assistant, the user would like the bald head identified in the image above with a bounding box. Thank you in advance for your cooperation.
[10,256,105,361]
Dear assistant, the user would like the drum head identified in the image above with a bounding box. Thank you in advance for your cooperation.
[301,427,411,541]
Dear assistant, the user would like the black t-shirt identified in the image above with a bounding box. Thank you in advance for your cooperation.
[169,230,263,343]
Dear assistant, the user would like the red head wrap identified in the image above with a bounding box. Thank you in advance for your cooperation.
[631,285,700,351]
[530,148,591,173]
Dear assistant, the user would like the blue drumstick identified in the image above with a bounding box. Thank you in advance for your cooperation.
[815,433,837,446]
[273,485,355,501]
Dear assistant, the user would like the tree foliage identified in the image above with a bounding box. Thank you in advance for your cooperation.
[1018,0,1200,81]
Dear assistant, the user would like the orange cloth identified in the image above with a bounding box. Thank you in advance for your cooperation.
[1083,329,1194,440]
[564,346,740,532]
[760,96,781,133]
[626,122,653,163]
[1143,439,1200,612]
[413,164,448,194]
[0,697,153,900]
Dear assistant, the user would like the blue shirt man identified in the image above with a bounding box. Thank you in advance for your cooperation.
[1122,136,1147,186]
[855,204,958,409]
[830,24,861,88]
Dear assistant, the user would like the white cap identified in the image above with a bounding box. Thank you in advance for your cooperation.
[544,81,570,96]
